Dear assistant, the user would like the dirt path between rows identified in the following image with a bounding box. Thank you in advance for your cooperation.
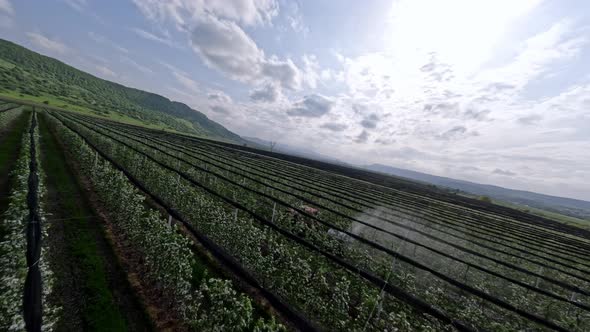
[39,113,150,332]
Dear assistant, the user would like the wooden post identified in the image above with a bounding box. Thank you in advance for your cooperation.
[535,267,544,288]
[168,215,173,227]
[463,265,470,283]
[271,202,277,223]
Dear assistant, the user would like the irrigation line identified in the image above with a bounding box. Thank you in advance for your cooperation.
[23,111,42,332]
[56,111,577,331]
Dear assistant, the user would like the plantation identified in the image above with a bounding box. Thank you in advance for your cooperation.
[0,98,589,331]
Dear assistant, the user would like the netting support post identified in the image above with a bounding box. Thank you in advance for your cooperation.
[534,267,544,288]
[463,265,470,283]
[271,202,277,223]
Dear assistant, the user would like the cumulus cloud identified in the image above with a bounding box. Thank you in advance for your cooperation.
[517,114,542,125]
[189,14,301,90]
[249,83,280,102]
[355,130,370,143]
[210,105,230,114]
[132,0,278,27]
[437,126,467,140]
[26,32,69,54]
[133,0,308,94]
[208,90,232,103]
[260,57,300,90]
[463,109,491,121]
[128,0,590,199]
[287,94,332,117]
[360,113,380,129]
[320,122,347,132]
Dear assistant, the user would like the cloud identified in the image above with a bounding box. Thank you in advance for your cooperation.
[287,94,332,117]
[517,114,542,125]
[375,137,396,145]
[320,122,347,132]
[120,56,153,75]
[26,32,69,55]
[94,65,117,78]
[250,83,280,102]
[190,14,262,77]
[210,105,230,114]
[190,14,301,90]
[173,71,199,92]
[355,130,369,143]
[301,54,321,88]
[207,90,232,103]
[260,57,300,90]
[131,27,180,48]
[485,82,516,93]
[463,109,491,121]
[131,0,278,27]
[61,0,87,12]
[0,0,14,15]
[493,168,517,176]
[89,32,129,54]
[128,0,590,199]
[360,113,380,129]
[437,126,467,140]
[133,0,306,94]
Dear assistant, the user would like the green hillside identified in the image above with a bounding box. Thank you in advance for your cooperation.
[0,39,242,142]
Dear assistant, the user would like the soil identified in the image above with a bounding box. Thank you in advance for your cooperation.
[39,113,151,332]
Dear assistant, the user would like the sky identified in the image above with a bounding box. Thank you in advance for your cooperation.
[1,0,589,200]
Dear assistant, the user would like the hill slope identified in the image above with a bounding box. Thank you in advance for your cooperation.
[366,163,590,220]
[0,38,241,142]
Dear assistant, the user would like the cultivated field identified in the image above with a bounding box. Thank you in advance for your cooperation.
[1,99,589,331]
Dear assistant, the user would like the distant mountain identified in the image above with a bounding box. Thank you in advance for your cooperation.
[366,163,590,220]
[244,136,348,165]
[0,39,242,142]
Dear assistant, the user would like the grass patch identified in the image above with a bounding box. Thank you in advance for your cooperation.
[38,115,128,331]
[0,92,201,134]
[0,58,15,69]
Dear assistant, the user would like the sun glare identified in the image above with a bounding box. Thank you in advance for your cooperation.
[386,0,541,72]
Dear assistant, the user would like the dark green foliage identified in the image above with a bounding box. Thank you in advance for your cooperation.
[0,39,242,142]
